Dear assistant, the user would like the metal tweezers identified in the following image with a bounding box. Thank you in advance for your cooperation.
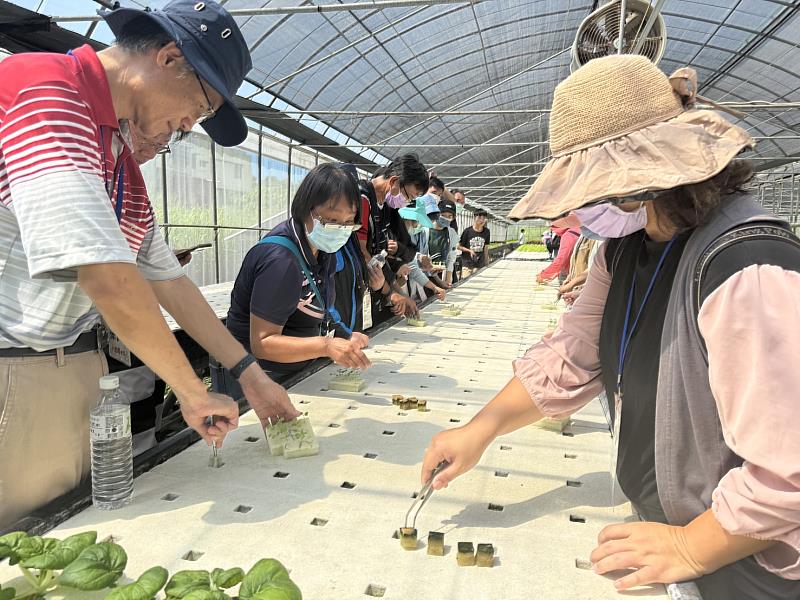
[404,460,449,530]
[207,415,224,468]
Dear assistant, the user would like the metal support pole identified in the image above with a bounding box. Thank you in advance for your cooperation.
[257,128,263,237]
[54,0,478,22]
[631,0,667,55]
[211,141,220,284]
[287,146,293,218]
[618,0,628,54]
[161,152,169,244]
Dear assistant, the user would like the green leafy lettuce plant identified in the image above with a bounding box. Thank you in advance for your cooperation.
[0,531,301,600]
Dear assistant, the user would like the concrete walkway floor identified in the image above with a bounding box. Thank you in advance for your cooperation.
[2,259,670,600]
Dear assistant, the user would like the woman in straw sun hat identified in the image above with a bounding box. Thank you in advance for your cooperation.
[420,54,800,599]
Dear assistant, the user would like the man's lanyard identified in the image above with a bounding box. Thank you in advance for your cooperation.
[114,164,125,222]
[98,126,128,224]
[616,237,677,397]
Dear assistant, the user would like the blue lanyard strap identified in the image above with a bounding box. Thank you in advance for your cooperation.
[259,235,348,333]
[617,236,677,391]
[114,165,125,222]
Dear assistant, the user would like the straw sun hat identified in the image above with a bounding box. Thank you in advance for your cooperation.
[508,55,754,221]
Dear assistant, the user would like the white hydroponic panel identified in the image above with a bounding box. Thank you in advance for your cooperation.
[2,260,669,600]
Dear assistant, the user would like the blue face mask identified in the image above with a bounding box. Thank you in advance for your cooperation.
[306,216,352,253]
[437,216,451,228]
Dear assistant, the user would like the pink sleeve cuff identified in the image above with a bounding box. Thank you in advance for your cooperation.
[514,242,611,416]
[701,265,800,579]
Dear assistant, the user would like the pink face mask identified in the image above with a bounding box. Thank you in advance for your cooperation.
[385,190,409,209]
[573,202,647,239]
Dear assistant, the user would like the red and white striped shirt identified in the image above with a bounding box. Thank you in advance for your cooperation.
[0,44,181,350]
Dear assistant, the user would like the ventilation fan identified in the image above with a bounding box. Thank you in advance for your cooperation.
[571,0,667,72]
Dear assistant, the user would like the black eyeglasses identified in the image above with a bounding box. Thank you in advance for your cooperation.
[194,72,216,125]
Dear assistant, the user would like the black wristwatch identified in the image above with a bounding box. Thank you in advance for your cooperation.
[229,353,258,380]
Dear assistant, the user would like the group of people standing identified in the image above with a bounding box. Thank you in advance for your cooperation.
[223,157,493,384]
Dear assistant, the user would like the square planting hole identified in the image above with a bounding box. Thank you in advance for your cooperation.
[245,436,259,443]
[234,505,253,514]
[382,430,395,436]
[182,550,204,561]
[411,492,419,499]
[428,374,436,378]
[457,402,467,406]
[341,481,356,489]
[328,423,341,428]
[569,515,586,523]
[348,405,359,410]
[575,558,592,570]
[274,471,290,478]
[566,480,583,488]
[419,385,428,389]
[562,431,574,437]
[494,471,509,478]
[449,418,461,423]
[398,412,408,416]
[500,445,512,451]
[310,518,328,527]
[299,399,311,404]
[363,453,378,459]
[488,503,505,512]
[161,493,180,502]
[365,584,386,597]
[564,453,578,459]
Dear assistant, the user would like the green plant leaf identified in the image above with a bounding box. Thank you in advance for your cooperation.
[58,542,127,590]
[11,535,51,567]
[182,591,230,600]
[0,586,16,600]
[239,559,301,600]
[104,566,169,600]
[0,531,27,562]
[210,567,243,590]
[20,531,97,570]
[164,570,211,599]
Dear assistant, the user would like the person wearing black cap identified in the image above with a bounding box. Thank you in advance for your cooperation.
[458,209,492,278]
[430,199,460,287]
[0,0,299,528]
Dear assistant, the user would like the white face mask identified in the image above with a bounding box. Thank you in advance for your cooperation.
[573,202,647,239]
[306,215,353,253]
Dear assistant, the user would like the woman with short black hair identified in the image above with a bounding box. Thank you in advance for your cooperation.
[226,163,371,381]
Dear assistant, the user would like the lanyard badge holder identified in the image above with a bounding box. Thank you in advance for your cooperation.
[610,237,676,512]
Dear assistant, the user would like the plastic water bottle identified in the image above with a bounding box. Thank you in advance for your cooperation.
[368,249,388,268]
[90,375,133,510]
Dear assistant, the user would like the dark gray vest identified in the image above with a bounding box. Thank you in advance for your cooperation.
[656,193,789,525]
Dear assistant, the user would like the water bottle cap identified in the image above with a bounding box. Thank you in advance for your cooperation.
[380,250,388,257]
[99,375,120,390]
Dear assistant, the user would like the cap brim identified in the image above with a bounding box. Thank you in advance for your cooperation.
[200,101,248,147]
[398,208,434,229]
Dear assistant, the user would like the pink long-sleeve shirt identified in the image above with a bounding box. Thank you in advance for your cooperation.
[513,244,800,578]
[538,228,580,281]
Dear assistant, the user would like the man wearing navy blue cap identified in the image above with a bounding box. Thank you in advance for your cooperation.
[0,0,299,528]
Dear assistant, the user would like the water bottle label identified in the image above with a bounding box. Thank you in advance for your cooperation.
[90,413,130,441]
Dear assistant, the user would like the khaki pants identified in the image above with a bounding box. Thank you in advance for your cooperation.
[0,350,106,529]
